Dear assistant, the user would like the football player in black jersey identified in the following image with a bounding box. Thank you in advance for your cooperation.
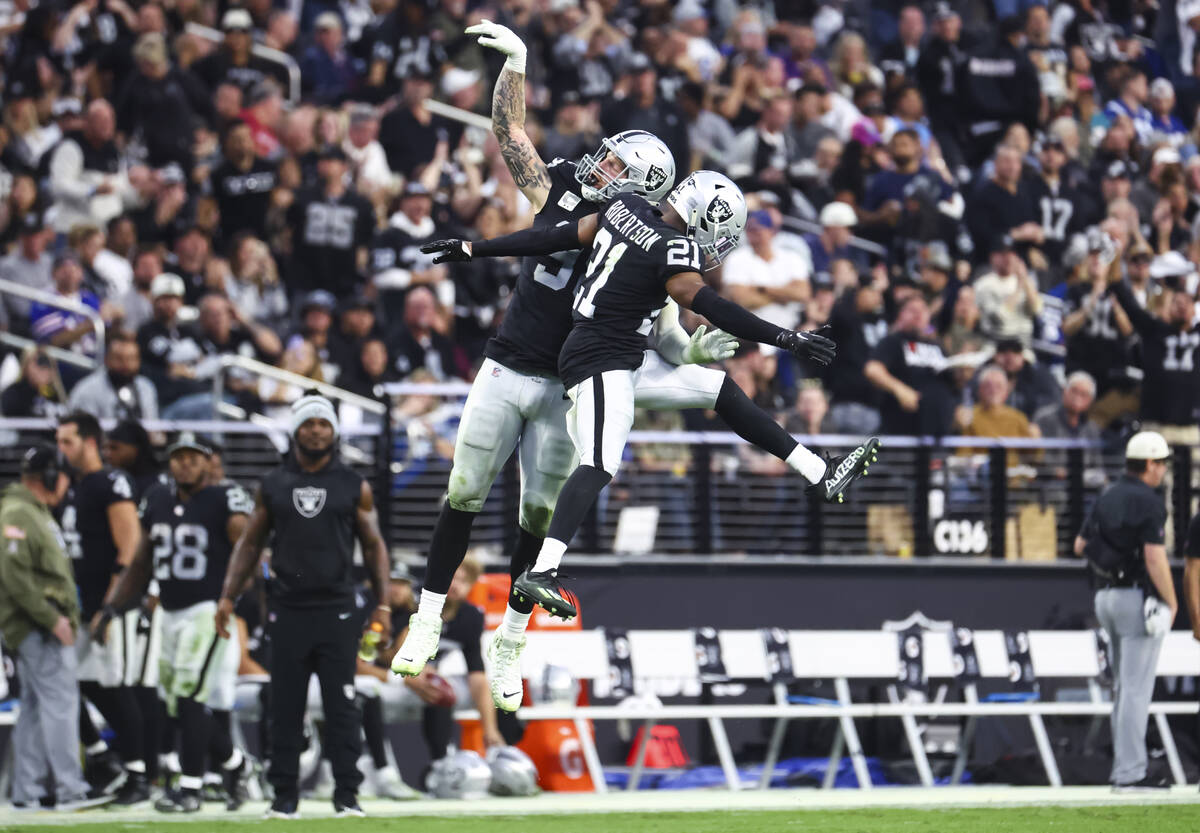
[390,19,739,701]
[425,172,880,707]
[55,412,150,805]
[96,432,253,813]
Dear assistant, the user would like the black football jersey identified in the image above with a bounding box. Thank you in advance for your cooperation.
[60,468,136,618]
[212,158,279,241]
[287,188,376,296]
[558,193,701,388]
[483,158,600,376]
[140,480,253,612]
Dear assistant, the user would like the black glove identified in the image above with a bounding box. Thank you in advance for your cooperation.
[776,325,836,366]
[91,604,117,646]
[420,239,473,264]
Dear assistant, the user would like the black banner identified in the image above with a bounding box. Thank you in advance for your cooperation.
[896,625,925,694]
[952,627,981,682]
[1004,630,1038,693]
[692,627,728,683]
[761,628,794,684]
[603,627,634,699]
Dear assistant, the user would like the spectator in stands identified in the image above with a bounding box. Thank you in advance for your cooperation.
[805,201,860,276]
[958,365,1040,468]
[726,94,797,207]
[343,104,395,199]
[786,383,833,435]
[30,253,113,376]
[879,4,925,88]
[371,182,447,324]
[191,9,284,97]
[379,72,444,180]
[300,13,357,105]
[790,83,836,160]
[342,337,399,400]
[389,286,460,381]
[222,234,287,329]
[67,333,158,422]
[989,339,1061,419]
[967,145,1041,262]
[329,293,384,382]
[1061,237,1133,403]
[1147,79,1188,150]
[601,53,690,176]
[721,210,811,331]
[135,272,192,403]
[286,146,375,298]
[824,278,887,434]
[0,347,66,418]
[1035,370,1104,480]
[0,213,53,324]
[115,33,213,170]
[131,164,191,249]
[212,120,280,244]
[973,236,1043,343]
[47,100,146,235]
[865,294,956,436]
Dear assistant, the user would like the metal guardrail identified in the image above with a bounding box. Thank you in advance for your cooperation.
[0,332,97,369]
[424,99,492,131]
[212,354,388,415]
[185,22,301,104]
[780,215,888,259]
[0,276,106,364]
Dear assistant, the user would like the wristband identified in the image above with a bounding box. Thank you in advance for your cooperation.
[377,605,391,612]
[505,53,526,75]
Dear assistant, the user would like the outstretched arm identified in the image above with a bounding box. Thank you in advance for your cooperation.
[666,272,835,365]
[422,214,599,262]
[652,298,739,365]
[468,21,551,212]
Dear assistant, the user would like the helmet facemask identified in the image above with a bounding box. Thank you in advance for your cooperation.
[575,138,636,202]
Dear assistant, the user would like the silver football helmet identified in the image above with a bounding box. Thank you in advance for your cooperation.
[664,170,747,267]
[575,129,676,204]
[425,749,492,799]
[486,746,541,797]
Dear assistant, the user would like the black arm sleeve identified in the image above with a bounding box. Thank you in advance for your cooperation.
[690,285,786,346]
[473,222,583,258]
[1110,281,1161,336]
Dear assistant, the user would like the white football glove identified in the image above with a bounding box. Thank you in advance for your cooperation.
[465,20,526,74]
[683,325,739,364]
[1144,596,1173,637]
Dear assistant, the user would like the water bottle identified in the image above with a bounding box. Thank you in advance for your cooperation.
[358,621,385,662]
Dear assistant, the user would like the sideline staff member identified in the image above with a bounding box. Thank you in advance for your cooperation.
[0,446,111,811]
[1075,431,1177,791]
[216,394,391,819]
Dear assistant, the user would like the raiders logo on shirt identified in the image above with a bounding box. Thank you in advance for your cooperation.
[293,487,327,518]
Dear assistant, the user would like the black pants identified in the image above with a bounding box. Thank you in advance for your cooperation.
[267,604,362,804]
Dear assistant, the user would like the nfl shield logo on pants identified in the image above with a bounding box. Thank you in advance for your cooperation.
[293,486,327,518]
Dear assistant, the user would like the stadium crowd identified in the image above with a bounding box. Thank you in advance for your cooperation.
[2,0,1200,448]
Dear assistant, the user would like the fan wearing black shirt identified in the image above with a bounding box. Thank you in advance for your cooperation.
[864,294,957,436]
[286,147,375,298]
[824,282,888,433]
[55,412,150,806]
[190,9,287,97]
[370,182,446,324]
[212,120,279,243]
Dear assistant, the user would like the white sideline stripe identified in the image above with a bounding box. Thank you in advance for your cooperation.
[0,787,1197,825]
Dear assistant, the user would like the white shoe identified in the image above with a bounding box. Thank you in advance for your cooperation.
[372,766,421,801]
[309,760,334,800]
[487,631,527,712]
[391,613,442,677]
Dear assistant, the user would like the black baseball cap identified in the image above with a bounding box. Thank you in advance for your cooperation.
[168,431,213,457]
[21,444,63,479]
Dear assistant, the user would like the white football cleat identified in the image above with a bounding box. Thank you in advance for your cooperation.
[487,631,527,712]
[372,765,421,801]
[391,613,442,677]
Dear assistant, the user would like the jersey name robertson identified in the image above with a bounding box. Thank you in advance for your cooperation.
[558,193,700,388]
[141,482,252,612]
[483,158,599,377]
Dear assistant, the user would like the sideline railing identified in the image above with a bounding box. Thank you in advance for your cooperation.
[0,277,106,366]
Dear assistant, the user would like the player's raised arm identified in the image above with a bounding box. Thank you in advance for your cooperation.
[468,20,552,211]
[422,213,599,263]
[666,271,836,366]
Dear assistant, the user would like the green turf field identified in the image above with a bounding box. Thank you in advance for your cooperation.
[6,806,1200,833]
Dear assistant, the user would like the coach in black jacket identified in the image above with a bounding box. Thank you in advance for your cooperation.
[216,394,391,818]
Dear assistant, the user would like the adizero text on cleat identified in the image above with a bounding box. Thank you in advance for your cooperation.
[512,568,578,619]
[819,437,880,504]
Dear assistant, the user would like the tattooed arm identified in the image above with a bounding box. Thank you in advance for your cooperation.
[467,20,552,212]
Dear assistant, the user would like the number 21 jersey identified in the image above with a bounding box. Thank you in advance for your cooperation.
[558,193,701,388]
[140,481,253,612]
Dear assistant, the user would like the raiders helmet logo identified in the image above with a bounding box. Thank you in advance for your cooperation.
[706,197,733,224]
[644,164,667,193]
[293,486,327,519]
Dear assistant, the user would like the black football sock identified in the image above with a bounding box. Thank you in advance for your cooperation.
[361,695,389,769]
[543,465,612,550]
[177,698,208,780]
[422,703,454,761]
[81,683,145,769]
[714,376,798,460]
[79,699,103,750]
[207,709,234,769]
[423,504,477,594]
[134,687,161,781]
[508,527,544,614]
